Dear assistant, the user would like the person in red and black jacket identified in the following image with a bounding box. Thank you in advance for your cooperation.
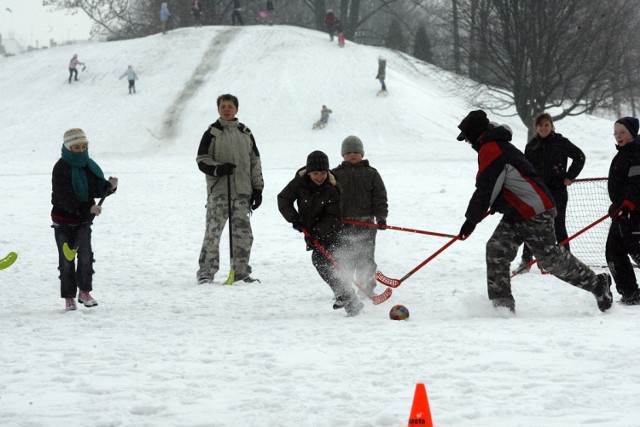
[606,117,640,305]
[455,110,611,314]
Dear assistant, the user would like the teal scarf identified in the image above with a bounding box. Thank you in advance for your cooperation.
[61,145,106,202]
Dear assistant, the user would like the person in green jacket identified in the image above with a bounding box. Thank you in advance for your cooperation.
[332,136,388,297]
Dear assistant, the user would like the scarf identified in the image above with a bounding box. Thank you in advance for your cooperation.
[61,145,106,202]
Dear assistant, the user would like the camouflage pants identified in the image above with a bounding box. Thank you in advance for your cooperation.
[335,225,378,291]
[197,193,253,281]
[486,211,597,302]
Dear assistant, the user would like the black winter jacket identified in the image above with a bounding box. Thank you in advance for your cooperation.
[524,132,585,190]
[608,139,640,210]
[332,160,388,222]
[277,168,342,249]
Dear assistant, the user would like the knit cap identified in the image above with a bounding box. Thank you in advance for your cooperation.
[615,117,639,137]
[457,110,489,142]
[63,128,89,149]
[341,135,364,156]
[306,150,329,172]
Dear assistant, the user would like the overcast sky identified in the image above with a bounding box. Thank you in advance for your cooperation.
[0,0,92,48]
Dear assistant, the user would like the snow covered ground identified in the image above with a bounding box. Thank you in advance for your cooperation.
[0,25,638,427]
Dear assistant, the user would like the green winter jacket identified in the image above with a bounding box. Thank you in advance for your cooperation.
[332,160,388,222]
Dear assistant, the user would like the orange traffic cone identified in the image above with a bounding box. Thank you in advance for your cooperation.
[408,383,433,426]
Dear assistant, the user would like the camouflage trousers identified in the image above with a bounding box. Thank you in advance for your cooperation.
[486,211,597,302]
[335,224,378,292]
[197,193,253,281]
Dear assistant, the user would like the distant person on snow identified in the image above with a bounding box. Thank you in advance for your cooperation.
[376,56,387,92]
[332,136,388,298]
[119,65,139,94]
[160,2,171,34]
[313,105,332,129]
[232,0,244,25]
[192,0,203,27]
[68,54,84,84]
[455,109,612,314]
[51,128,118,311]
[265,0,275,25]
[324,9,335,41]
[277,150,364,317]
[335,18,345,47]
[196,94,264,285]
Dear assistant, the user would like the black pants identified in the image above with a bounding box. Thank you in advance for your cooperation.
[68,68,78,83]
[54,224,94,298]
[522,188,569,262]
[232,10,244,25]
[128,79,136,93]
[606,218,640,297]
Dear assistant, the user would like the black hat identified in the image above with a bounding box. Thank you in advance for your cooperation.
[306,150,329,172]
[457,110,490,142]
[615,117,639,137]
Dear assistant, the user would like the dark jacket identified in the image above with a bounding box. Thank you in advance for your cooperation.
[332,160,387,222]
[465,124,555,225]
[51,159,110,226]
[608,139,640,210]
[524,132,585,190]
[277,168,342,249]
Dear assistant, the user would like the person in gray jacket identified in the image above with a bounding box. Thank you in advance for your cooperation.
[196,94,264,285]
[332,135,388,297]
[119,65,138,94]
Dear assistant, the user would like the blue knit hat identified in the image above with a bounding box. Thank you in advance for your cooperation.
[615,117,639,137]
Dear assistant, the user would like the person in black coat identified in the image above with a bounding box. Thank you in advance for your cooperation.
[277,151,363,317]
[51,128,118,311]
[514,113,585,273]
[606,117,640,305]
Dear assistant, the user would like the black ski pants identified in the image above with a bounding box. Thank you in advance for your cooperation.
[54,224,94,298]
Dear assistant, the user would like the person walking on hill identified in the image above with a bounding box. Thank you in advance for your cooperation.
[513,113,585,274]
[196,94,264,285]
[455,109,612,314]
[265,0,275,25]
[324,9,336,41]
[376,56,387,94]
[335,18,345,47]
[232,0,244,25]
[191,0,203,27]
[68,54,84,84]
[278,150,364,317]
[332,136,388,298]
[51,128,118,311]
[606,117,640,305]
[119,65,139,94]
[160,2,171,34]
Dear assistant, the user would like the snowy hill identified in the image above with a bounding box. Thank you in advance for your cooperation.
[0,25,636,426]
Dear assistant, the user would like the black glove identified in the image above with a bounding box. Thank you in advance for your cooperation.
[250,189,262,211]
[292,220,303,233]
[459,220,476,240]
[377,219,387,230]
[608,203,620,219]
[215,163,236,176]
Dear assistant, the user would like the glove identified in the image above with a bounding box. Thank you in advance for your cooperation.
[250,189,263,211]
[609,203,620,218]
[90,205,102,216]
[376,219,387,230]
[215,163,236,176]
[108,176,118,191]
[292,220,303,233]
[458,220,476,240]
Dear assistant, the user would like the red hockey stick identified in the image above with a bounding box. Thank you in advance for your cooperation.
[301,228,392,305]
[343,219,456,238]
[376,235,460,288]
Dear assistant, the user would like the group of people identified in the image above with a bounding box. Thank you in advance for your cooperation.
[67,54,139,94]
[159,0,276,31]
[324,9,345,47]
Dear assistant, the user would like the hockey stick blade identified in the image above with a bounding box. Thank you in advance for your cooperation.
[0,252,18,270]
[370,286,393,304]
[375,270,402,288]
[62,243,77,262]
[222,269,235,286]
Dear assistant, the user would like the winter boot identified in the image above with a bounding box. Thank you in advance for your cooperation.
[333,294,350,310]
[620,288,640,305]
[197,275,213,285]
[492,297,516,314]
[78,291,98,307]
[65,298,77,311]
[511,259,531,275]
[234,274,261,283]
[592,273,613,312]
[345,297,364,317]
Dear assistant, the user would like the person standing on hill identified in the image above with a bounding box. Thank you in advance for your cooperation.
[191,0,203,27]
[68,54,84,84]
[513,113,585,273]
[606,117,640,305]
[51,128,118,311]
[196,94,264,285]
[160,2,171,34]
[277,150,364,317]
[324,9,336,41]
[455,109,612,314]
[335,18,345,47]
[376,56,387,93]
[119,65,139,94]
[332,136,388,298]
[265,0,275,25]
[232,0,244,25]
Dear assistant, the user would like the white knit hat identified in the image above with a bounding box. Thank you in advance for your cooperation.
[63,128,89,149]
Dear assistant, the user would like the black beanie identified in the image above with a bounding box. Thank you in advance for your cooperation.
[457,110,490,143]
[615,117,639,137]
[306,150,329,172]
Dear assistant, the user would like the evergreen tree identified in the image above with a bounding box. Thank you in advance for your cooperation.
[413,25,432,63]
[385,18,405,51]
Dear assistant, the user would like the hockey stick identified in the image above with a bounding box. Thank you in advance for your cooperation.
[301,228,392,305]
[63,186,111,262]
[376,235,460,288]
[0,252,18,270]
[223,175,236,285]
[511,212,612,277]
[343,219,456,238]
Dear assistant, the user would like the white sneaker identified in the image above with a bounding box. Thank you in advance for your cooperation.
[78,291,98,307]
